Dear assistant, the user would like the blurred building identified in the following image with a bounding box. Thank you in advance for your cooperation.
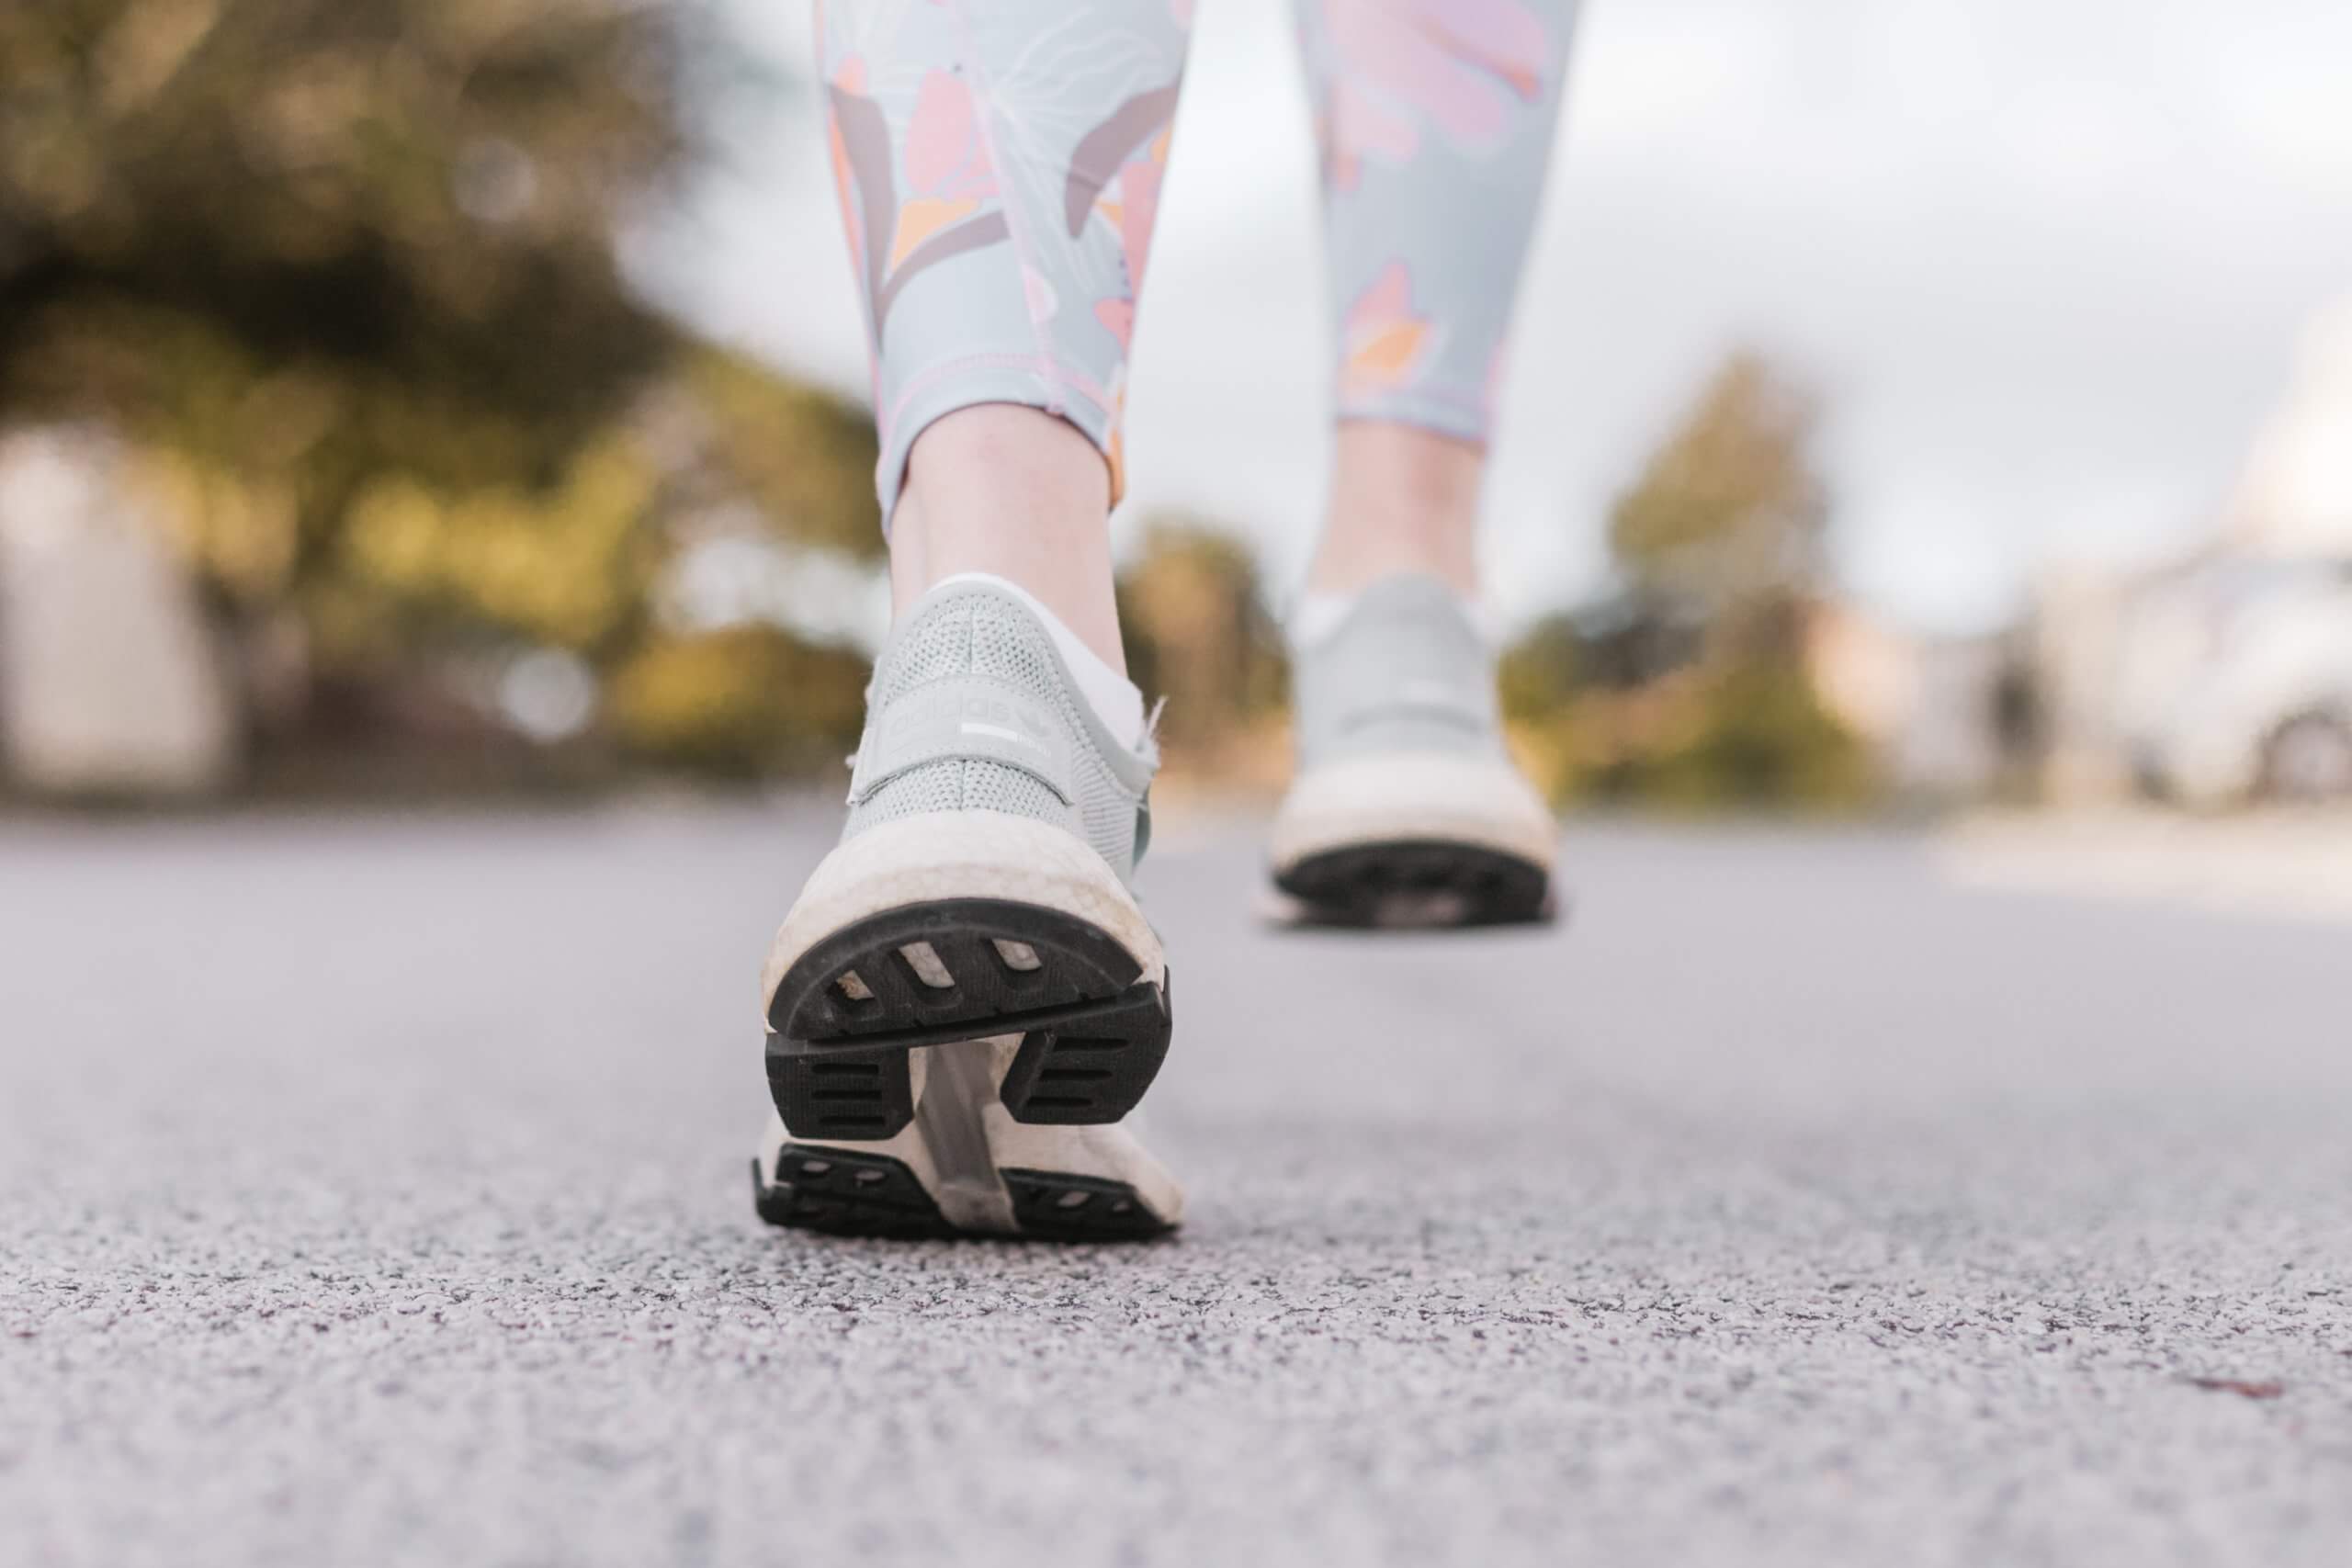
[2224,297,2352,558]
[0,429,239,799]
[1804,603,2020,800]
[2029,295,2352,807]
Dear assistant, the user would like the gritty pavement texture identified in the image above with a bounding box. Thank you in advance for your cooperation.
[4,804,2349,1568]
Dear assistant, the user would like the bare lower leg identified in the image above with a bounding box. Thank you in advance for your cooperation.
[1304,421,1486,599]
[888,404,1126,673]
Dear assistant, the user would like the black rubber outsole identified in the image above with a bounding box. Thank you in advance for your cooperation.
[764,897,1170,1143]
[752,1147,952,1239]
[1001,1168,1171,1241]
[752,1147,1174,1243]
[1273,839,1554,929]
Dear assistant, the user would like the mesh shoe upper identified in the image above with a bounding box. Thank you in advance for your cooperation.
[1290,573,1506,773]
[843,581,1158,883]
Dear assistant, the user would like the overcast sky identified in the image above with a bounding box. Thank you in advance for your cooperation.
[636,0,2352,634]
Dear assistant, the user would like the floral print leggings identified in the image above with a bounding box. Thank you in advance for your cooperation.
[818,0,1577,525]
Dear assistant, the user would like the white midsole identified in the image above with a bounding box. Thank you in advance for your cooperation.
[974,1031,1185,1227]
[1268,752,1559,872]
[758,809,1163,1018]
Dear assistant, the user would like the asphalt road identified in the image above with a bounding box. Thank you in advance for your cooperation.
[4,804,2348,1568]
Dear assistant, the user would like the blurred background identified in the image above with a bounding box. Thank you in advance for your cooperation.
[4,0,2349,841]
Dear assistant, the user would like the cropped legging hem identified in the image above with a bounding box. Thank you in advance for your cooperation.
[876,355,1120,529]
[1333,387,1499,448]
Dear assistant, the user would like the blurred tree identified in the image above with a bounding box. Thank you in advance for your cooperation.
[1607,350,1826,662]
[669,347,883,563]
[1115,520,1288,783]
[607,622,869,779]
[0,0,885,786]
[0,0,688,518]
[1504,350,1874,810]
[1497,611,1581,725]
[1607,662,1872,810]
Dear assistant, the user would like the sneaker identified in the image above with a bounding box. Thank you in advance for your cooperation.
[752,576,1182,1239]
[1269,572,1557,926]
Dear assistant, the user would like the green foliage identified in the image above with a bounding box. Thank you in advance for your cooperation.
[1607,352,1825,657]
[0,0,694,486]
[668,346,881,562]
[1600,664,1873,810]
[1115,519,1286,758]
[0,0,878,595]
[1506,661,1878,814]
[336,434,659,653]
[1503,350,1877,813]
[1497,612,1581,725]
[2,0,888,789]
[607,623,869,779]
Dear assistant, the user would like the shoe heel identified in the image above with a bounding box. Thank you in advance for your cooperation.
[997,974,1172,1125]
[765,897,1172,1134]
[765,1040,917,1141]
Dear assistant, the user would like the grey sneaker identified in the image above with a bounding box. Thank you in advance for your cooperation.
[1270,572,1557,926]
[752,577,1181,1239]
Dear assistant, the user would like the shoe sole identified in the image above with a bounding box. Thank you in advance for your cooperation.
[1270,754,1557,928]
[760,812,1171,1144]
[752,1032,1182,1244]
[750,1146,1174,1243]
[1273,838,1554,927]
[765,897,1170,1142]
[752,1145,956,1238]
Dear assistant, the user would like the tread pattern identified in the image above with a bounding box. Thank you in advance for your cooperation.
[766,1044,917,1144]
[765,898,1170,1140]
[752,1149,1174,1243]
[1001,1168,1173,1241]
[998,974,1172,1124]
[1274,840,1553,929]
[751,1148,952,1239]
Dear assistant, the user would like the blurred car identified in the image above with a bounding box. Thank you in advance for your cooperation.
[2119,554,2352,807]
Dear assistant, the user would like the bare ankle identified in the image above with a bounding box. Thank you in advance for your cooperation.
[889,405,1127,672]
[1305,422,1485,600]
